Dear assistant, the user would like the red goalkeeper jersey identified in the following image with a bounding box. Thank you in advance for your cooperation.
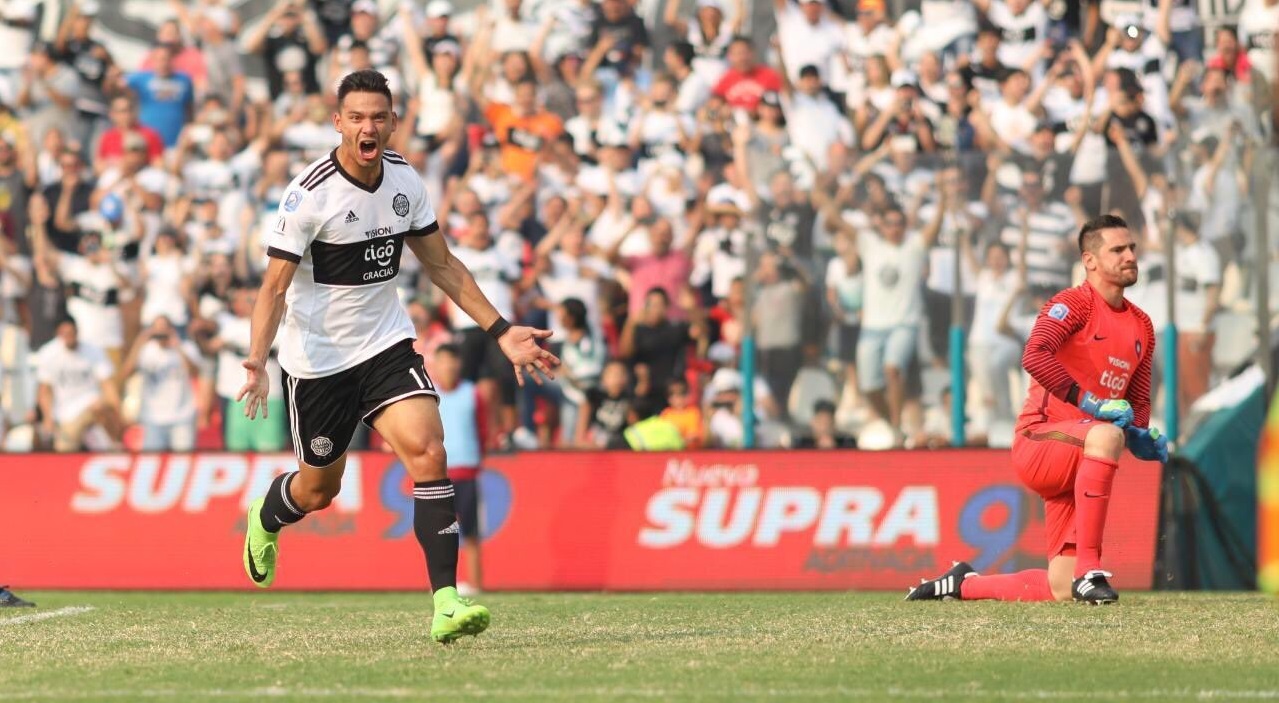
[1017,282,1156,431]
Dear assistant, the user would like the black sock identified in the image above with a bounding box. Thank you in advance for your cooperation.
[414,479,459,592]
[259,472,307,534]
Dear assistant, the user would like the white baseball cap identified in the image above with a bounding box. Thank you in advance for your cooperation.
[426,0,454,18]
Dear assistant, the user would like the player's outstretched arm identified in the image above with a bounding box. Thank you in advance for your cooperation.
[407,235,561,386]
[236,257,297,420]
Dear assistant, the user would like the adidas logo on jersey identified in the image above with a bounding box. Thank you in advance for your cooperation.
[345,210,359,223]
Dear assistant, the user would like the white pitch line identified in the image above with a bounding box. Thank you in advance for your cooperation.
[4,688,1279,700]
[0,606,95,626]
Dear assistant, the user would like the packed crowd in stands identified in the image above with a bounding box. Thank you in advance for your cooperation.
[0,0,1274,453]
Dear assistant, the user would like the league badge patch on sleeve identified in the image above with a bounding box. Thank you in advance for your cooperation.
[284,190,303,212]
[1048,303,1069,321]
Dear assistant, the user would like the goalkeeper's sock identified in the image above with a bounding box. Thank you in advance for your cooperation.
[1074,455,1118,578]
[414,479,459,592]
[259,471,307,534]
[959,570,1054,601]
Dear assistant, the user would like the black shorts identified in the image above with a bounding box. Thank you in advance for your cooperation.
[453,477,480,539]
[838,323,861,361]
[282,339,439,467]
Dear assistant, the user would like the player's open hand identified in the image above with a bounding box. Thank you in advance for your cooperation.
[236,359,271,420]
[498,326,561,386]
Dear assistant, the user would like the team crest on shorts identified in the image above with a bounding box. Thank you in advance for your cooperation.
[392,193,410,217]
[1048,303,1069,321]
[284,190,302,212]
[310,436,334,457]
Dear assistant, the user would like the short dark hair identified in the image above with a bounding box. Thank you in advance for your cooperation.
[668,40,695,67]
[812,399,836,416]
[1001,68,1027,83]
[436,343,462,358]
[337,69,393,107]
[1173,211,1201,234]
[1078,214,1129,253]
[645,287,670,304]
[561,297,589,330]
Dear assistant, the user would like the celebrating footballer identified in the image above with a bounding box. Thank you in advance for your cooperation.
[237,69,559,643]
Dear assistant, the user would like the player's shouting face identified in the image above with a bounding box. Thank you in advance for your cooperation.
[1082,225,1140,289]
[335,86,397,168]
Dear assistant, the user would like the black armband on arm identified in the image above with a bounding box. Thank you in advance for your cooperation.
[487,316,512,340]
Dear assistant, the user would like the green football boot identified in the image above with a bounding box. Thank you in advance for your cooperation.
[243,498,279,589]
[430,587,490,644]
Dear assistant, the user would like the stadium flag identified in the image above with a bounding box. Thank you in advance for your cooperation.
[1259,389,1279,595]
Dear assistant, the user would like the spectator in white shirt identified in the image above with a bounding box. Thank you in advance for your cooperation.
[1095,14,1174,129]
[834,0,896,107]
[663,40,714,116]
[985,69,1038,154]
[17,43,82,148]
[139,229,195,334]
[36,318,122,452]
[832,202,943,439]
[120,316,200,451]
[965,230,1026,440]
[824,226,862,404]
[775,0,847,85]
[784,65,856,172]
[974,0,1050,73]
[663,0,743,88]
[31,202,130,367]
[1170,212,1222,416]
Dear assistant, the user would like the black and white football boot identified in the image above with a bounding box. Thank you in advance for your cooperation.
[1072,570,1119,605]
[0,586,35,608]
[905,561,977,601]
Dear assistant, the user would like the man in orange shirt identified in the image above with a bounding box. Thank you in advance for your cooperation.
[483,78,564,181]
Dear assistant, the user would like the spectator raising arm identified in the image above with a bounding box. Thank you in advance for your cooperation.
[1108,121,1148,199]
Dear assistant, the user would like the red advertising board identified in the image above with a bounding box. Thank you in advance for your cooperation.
[0,450,1161,591]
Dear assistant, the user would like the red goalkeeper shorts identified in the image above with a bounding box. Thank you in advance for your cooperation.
[1011,418,1099,559]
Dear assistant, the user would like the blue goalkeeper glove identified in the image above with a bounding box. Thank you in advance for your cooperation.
[1125,426,1168,463]
[1078,391,1134,428]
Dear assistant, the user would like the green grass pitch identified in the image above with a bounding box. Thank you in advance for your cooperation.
[3,591,1277,702]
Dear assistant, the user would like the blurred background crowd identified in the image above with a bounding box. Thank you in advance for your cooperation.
[0,0,1274,454]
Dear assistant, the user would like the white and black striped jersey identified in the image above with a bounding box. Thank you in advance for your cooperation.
[267,149,438,378]
[987,0,1048,71]
[1240,0,1279,85]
